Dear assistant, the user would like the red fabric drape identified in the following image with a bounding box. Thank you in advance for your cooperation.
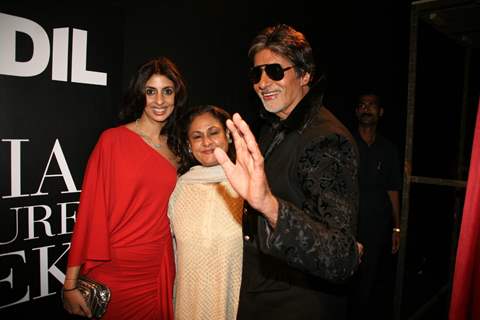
[449,100,480,320]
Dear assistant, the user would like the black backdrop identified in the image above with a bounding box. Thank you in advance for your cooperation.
[0,1,410,318]
[121,1,409,143]
[0,3,123,318]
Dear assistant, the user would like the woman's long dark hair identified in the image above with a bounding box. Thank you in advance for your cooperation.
[119,57,187,154]
[176,105,235,175]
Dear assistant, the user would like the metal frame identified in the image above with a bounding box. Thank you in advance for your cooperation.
[393,1,475,319]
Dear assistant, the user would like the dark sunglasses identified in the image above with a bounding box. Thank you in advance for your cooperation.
[249,63,295,84]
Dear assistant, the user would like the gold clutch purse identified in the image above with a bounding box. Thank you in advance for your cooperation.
[62,275,111,318]
[77,276,111,318]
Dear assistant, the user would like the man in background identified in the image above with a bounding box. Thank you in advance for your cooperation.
[349,92,402,319]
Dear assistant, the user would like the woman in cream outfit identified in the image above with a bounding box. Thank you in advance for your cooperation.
[168,105,243,320]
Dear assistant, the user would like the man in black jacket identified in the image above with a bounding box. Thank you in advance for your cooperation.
[214,24,362,319]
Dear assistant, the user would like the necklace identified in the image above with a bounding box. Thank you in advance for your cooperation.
[135,119,162,149]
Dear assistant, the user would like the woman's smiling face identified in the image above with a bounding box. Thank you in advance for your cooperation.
[188,112,229,167]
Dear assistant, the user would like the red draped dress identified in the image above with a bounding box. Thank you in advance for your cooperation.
[67,126,176,320]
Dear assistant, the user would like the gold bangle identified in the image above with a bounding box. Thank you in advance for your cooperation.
[393,228,401,233]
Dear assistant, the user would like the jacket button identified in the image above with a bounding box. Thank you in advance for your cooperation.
[244,235,250,241]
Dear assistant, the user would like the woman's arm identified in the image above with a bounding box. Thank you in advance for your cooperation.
[62,265,92,318]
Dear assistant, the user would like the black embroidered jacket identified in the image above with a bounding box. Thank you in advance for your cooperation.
[237,84,360,320]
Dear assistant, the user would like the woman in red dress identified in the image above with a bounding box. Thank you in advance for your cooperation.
[62,57,187,320]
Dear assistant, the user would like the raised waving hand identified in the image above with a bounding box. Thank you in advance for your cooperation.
[214,113,279,227]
